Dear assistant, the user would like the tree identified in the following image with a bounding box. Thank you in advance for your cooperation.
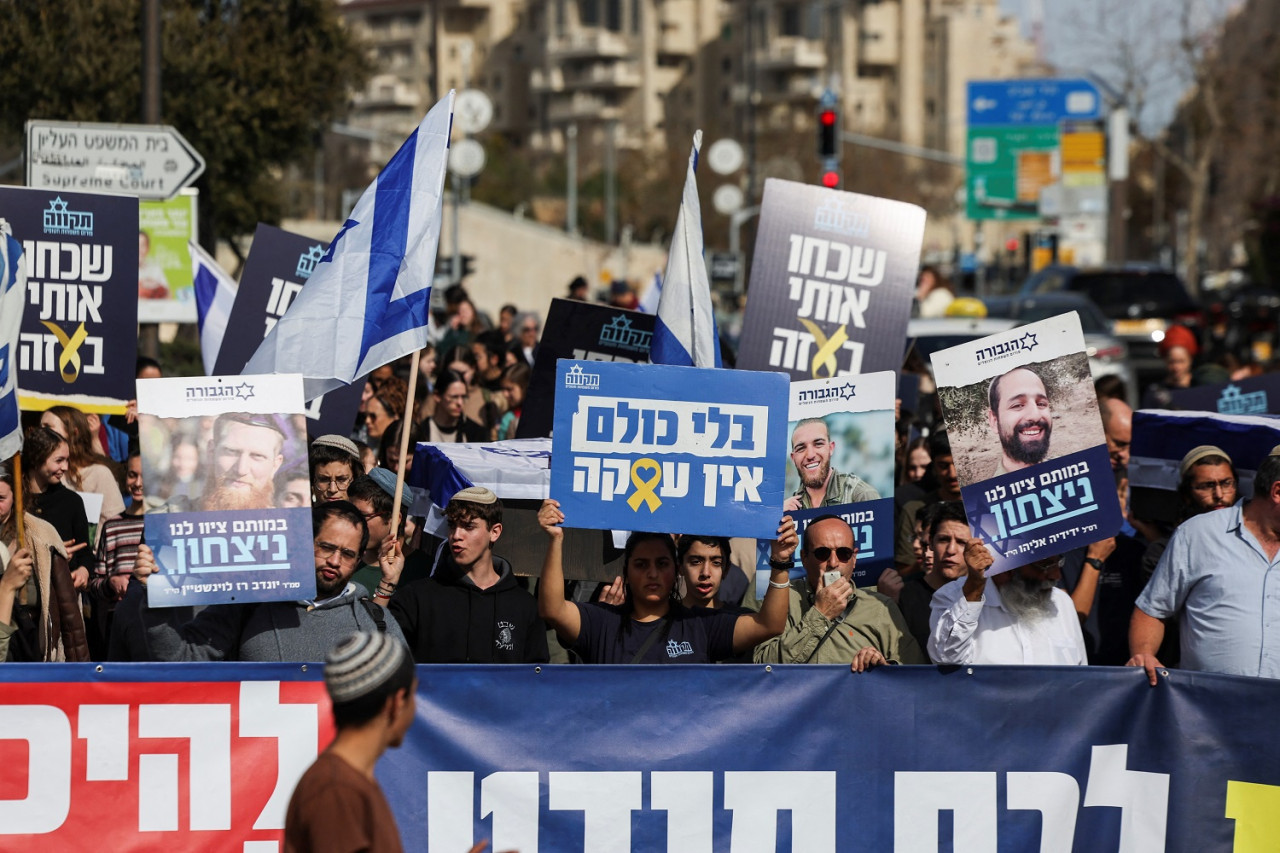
[1055,0,1235,294]
[0,0,369,252]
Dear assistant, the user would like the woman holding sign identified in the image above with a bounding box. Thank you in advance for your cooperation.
[537,499,793,663]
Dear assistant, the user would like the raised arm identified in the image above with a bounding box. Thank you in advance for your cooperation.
[536,499,582,646]
[732,515,796,654]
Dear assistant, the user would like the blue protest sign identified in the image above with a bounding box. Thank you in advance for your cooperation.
[213,223,363,439]
[0,186,138,413]
[1166,374,1280,416]
[137,374,317,606]
[550,360,788,538]
[931,312,1123,574]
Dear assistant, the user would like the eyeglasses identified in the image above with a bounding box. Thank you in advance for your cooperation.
[314,540,360,566]
[315,475,352,489]
[810,546,856,562]
[1191,478,1235,494]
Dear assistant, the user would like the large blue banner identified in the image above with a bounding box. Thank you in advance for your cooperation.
[550,360,789,539]
[0,185,138,413]
[1,664,1277,851]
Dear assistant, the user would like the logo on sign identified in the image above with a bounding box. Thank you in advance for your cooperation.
[564,364,600,389]
[296,245,324,280]
[42,196,94,237]
[797,382,856,405]
[975,331,1038,366]
[599,315,652,353]
[814,199,870,239]
[185,382,257,402]
[1218,384,1267,416]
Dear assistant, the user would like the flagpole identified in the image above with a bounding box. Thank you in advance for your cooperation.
[12,454,26,550]
[388,349,420,538]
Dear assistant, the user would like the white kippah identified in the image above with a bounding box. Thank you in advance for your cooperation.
[324,631,406,704]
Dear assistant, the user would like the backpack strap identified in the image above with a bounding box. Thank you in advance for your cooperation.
[358,596,388,633]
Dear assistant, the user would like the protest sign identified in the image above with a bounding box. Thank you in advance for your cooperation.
[516,298,654,439]
[136,189,198,323]
[1130,409,1280,523]
[931,312,1122,574]
[755,371,897,592]
[136,374,316,607]
[1166,374,1280,416]
[550,360,788,538]
[0,186,137,413]
[212,223,362,439]
[737,179,924,380]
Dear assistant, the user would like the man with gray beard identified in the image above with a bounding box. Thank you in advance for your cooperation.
[928,540,1086,665]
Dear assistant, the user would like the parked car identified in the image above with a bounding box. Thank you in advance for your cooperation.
[906,296,1138,407]
[1017,265,1201,384]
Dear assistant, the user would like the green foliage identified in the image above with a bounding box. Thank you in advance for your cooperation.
[0,0,369,243]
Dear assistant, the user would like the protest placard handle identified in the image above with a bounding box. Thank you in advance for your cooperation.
[12,454,26,550]
[388,349,420,538]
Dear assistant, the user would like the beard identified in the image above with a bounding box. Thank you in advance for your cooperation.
[798,458,831,490]
[314,567,349,598]
[1000,418,1052,466]
[202,477,276,511]
[1000,574,1057,623]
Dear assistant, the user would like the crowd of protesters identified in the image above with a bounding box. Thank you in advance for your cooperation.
[1,276,1277,689]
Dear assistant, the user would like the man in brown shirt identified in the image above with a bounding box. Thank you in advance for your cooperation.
[285,631,416,853]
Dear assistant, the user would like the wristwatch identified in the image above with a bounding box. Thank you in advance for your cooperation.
[1084,557,1105,571]
[768,558,793,571]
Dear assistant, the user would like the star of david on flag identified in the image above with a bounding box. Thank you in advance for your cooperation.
[244,92,455,400]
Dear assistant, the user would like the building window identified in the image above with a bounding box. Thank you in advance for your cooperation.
[780,3,802,37]
[721,56,731,74]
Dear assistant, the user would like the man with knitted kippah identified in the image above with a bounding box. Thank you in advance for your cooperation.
[284,631,414,853]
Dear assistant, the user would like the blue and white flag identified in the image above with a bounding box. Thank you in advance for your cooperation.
[189,240,238,375]
[0,232,26,461]
[637,271,662,315]
[408,438,552,535]
[651,130,721,368]
[244,92,455,400]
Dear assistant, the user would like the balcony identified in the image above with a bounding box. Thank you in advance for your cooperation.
[546,92,623,123]
[758,75,821,103]
[530,67,565,92]
[755,37,826,71]
[565,61,641,90]
[547,28,630,60]
[352,76,421,109]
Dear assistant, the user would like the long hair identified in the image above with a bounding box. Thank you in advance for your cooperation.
[22,426,70,493]
[0,461,16,545]
[620,532,680,610]
[45,405,117,488]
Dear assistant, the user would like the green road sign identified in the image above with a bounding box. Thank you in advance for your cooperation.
[966,125,1058,221]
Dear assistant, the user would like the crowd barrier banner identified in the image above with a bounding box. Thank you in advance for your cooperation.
[1167,374,1280,417]
[213,223,362,440]
[2,185,139,413]
[737,179,924,381]
[1,663,1276,851]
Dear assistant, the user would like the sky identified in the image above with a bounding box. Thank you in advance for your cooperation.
[997,0,1241,134]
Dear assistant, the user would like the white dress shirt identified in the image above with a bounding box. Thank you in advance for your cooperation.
[928,576,1087,665]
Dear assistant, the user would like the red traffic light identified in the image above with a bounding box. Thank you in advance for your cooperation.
[821,170,841,189]
[819,109,837,126]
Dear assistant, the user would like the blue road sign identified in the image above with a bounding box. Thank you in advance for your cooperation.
[967,78,1103,126]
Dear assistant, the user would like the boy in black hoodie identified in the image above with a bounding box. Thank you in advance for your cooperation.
[388,486,548,663]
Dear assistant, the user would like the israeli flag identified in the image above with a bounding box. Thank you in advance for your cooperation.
[651,130,721,368]
[244,92,455,400]
[637,271,662,315]
[190,240,238,375]
[0,232,25,461]
[408,438,552,535]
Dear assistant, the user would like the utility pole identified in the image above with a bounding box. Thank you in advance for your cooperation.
[604,119,617,245]
[566,123,578,234]
[139,0,161,360]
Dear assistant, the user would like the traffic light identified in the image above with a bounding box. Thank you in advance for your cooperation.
[817,105,840,160]
[820,165,842,189]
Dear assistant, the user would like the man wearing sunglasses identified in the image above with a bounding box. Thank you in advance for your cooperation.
[126,502,405,661]
[929,541,1086,666]
[751,515,925,669]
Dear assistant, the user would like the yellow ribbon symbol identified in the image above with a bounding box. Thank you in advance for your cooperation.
[41,321,88,384]
[626,458,663,513]
[798,318,848,379]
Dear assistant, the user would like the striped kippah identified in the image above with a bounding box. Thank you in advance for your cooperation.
[312,434,362,462]
[324,631,406,704]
